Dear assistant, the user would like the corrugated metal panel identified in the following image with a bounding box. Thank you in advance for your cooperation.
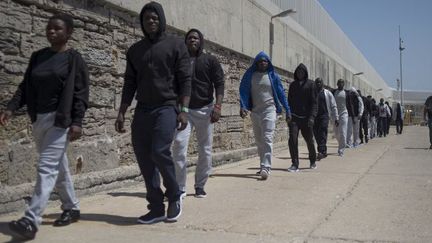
[270,0,388,94]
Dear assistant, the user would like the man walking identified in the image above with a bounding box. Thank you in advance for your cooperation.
[239,52,291,179]
[115,2,191,224]
[346,88,363,148]
[377,99,391,137]
[287,63,317,171]
[313,78,338,160]
[424,95,432,149]
[172,29,224,198]
[385,101,393,134]
[333,79,351,156]
[395,103,404,134]
[358,90,370,144]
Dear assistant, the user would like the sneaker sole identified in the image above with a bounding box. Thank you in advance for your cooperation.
[260,170,269,180]
[137,216,166,224]
[194,194,207,198]
[288,169,299,172]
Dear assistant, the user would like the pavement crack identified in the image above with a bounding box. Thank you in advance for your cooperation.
[306,145,391,239]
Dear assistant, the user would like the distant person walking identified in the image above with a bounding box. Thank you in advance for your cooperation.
[313,78,338,160]
[333,79,351,156]
[385,101,393,134]
[239,51,291,179]
[346,88,363,148]
[424,95,432,149]
[395,103,404,134]
[377,98,391,137]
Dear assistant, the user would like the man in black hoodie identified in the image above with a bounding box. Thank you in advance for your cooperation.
[115,2,191,224]
[172,29,224,198]
[358,90,370,144]
[287,63,317,172]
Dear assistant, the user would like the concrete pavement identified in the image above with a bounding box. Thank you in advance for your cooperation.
[1,126,431,243]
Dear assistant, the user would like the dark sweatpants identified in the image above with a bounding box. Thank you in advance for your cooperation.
[378,117,387,137]
[359,115,369,143]
[313,115,329,155]
[289,117,317,167]
[131,105,180,213]
[396,118,403,134]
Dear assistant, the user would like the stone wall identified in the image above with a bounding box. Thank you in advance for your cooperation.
[0,0,291,212]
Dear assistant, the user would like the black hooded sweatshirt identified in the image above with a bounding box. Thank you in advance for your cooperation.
[120,2,191,108]
[185,29,224,109]
[288,63,317,120]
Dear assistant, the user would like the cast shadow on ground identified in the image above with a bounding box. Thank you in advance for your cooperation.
[107,192,147,198]
[0,222,29,243]
[404,147,430,150]
[210,173,262,180]
[43,213,137,226]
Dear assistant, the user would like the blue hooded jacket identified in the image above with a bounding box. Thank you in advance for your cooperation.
[239,51,291,116]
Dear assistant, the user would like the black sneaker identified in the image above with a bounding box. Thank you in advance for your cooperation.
[287,165,299,172]
[310,163,317,169]
[53,209,80,227]
[166,197,182,222]
[430,145,432,150]
[137,211,166,224]
[316,153,325,161]
[9,217,37,240]
[195,187,207,198]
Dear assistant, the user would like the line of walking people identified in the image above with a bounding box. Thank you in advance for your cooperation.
[0,1,404,240]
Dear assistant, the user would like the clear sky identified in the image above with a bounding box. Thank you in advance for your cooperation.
[318,0,432,91]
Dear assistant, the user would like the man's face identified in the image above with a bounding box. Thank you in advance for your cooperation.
[186,31,200,54]
[256,58,269,72]
[337,80,345,90]
[296,69,306,80]
[142,10,159,35]
[315,79,323,90]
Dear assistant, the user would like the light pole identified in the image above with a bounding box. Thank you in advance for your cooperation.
[270,9,296,60]
[399,25,405,106]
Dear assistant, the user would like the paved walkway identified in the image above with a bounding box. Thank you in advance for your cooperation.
[1,126,431,243]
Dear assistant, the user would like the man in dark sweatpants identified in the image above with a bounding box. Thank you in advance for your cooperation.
[313,78,338,160]
[358,90,370,144]
[115,2,191,224]
[288,63,317,172]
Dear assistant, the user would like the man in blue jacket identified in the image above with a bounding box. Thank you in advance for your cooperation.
[239,52,291,180]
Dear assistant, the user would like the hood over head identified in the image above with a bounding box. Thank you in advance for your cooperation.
[140,1,166,39]
[250,51,274,72]
[185,28,204,55]
[294,63,309,81]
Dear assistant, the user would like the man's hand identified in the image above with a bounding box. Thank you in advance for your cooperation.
[335,120,339,127]
[240,109,248,119]
[210,105,221,123]
[115,113,126,133]
[68,125,82,141]
[0,110,12,126]
[286,114,292,125]
[177,112,188,130]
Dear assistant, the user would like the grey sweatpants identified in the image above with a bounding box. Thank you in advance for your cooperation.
[24,112,79,227]
[172,104,214,192]
[250,106,276,169]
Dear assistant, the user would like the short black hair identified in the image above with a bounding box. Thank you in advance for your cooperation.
[49,13,74,33]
